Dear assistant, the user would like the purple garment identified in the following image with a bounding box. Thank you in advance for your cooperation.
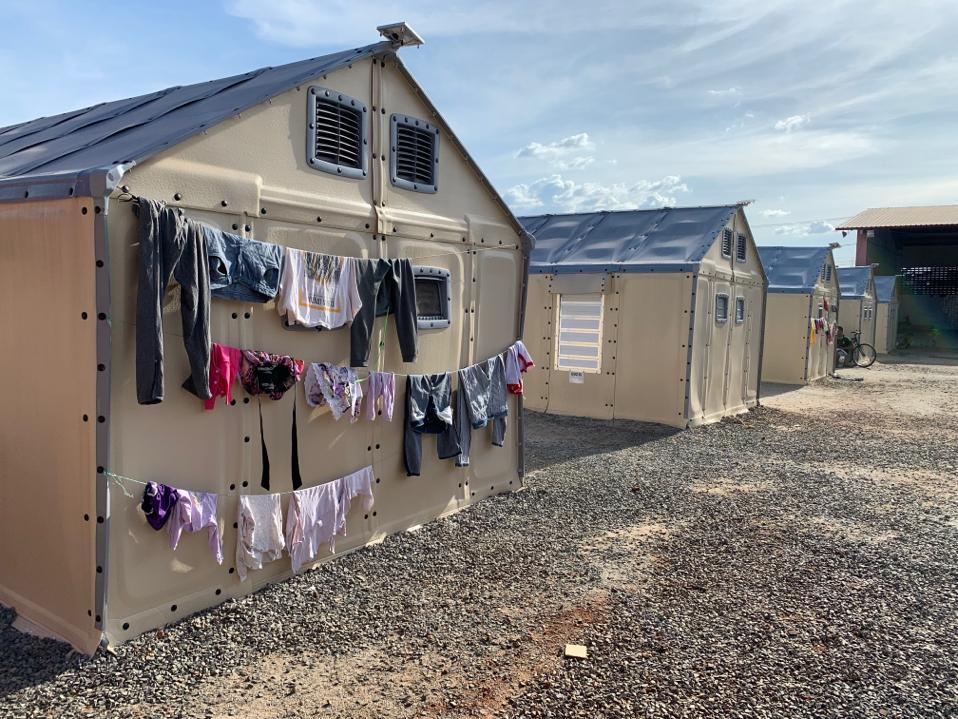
[168,490,223,565]
[142,482,180,531]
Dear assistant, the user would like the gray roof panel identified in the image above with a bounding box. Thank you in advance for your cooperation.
[521,205,739,274]
[758,245,831,293]
[0,43,389,182]
[874,275,897,302]
[836,266,873,298]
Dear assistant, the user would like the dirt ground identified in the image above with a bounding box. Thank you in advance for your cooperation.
[2,352,956,718]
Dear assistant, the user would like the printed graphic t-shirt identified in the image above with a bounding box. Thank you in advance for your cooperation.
[276,247,361,329]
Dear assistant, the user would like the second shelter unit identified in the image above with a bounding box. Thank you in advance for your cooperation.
[837,266,878,347]
[758,245,840,384]
[874,275,900,353]
[520,205,768,428]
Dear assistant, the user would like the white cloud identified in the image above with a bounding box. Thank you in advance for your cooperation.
[774,220,836,236]
[774,114,810,132]
[761,208,791,218]
[708,87,741,96]
[505,174,690,214]
[515,133,595,160]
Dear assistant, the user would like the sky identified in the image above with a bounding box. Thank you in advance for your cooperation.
[4,1,958,266]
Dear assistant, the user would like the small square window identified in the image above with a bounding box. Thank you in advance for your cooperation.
[735,297,745,323]
[413,266,451,329]
[721,228,733,258]
[715,293,729,323]
[735,233,747,262]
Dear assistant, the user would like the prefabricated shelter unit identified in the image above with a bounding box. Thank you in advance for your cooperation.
[758,246,840,384]
[874,275,899,353]
[0,34,531,654]
[836,266,878,347]
[520,205,768,428]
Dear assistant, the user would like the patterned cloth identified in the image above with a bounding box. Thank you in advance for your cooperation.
[240,350,304,399]
[304,362,363,422]
[142,482,180,531]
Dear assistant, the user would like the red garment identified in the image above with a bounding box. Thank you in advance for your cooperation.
[205,342,242,410]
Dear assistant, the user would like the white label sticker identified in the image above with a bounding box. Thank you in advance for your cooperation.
[569,371,585,384]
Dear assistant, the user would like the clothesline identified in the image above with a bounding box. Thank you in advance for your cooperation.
[117,191,521,263]
[103,470,338,497]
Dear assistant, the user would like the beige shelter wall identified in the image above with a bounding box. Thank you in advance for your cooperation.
[0,199,101,654]
[612,273,692,427]
[520,274,553,411]
[690,209,766,425]
[761,293,811,385]
[875,301,898,353]
[838,298,864,340]
[103,57,524,644]
[807,289,837,380]
[541,276,617,421]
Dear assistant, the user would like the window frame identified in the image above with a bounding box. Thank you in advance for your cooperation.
[554,293,604,374]
[715,293,730,324]
[412,266,452,329]
[306,86,368,180]
[390,113,440,194]
[735,296,746,324]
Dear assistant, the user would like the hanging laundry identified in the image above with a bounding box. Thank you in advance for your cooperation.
[456,356,508,467]
[240,350,305,491]
[204,227,283,302]
[304,363,363,422]
[364,371,396,421]
[276,248,361,329]
[403,373,460,476]
[168,490,223,565]
[503,340,535,395]
[335,465,375,537]
[183,342,241,409]
[141,482,180,531]
[351,258,418,367]
[135,197,211,405]
[823,298,830,312]
[235,494,286,581]
[285,480,340,574]
[810,319,818,346]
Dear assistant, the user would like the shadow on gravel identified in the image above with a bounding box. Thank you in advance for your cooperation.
[0,608,77,699]
[759,382,804,399]
[523,410,679,472]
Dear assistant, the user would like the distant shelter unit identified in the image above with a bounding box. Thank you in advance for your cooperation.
[836,266,878,347]
[520,205,768,429]
[0,33,530,653]
[874,275,899,353]
[758,246,840,384]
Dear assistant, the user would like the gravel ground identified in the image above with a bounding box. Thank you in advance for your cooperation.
[2,355,957,718]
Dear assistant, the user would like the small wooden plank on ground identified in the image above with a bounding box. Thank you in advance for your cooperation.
[564,643,588,659]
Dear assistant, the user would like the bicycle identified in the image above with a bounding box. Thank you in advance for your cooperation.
[847,330,877,368]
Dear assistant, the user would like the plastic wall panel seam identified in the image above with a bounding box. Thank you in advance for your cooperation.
[94,198,112,641]
[682,274,696,424]
[754,286,768,402]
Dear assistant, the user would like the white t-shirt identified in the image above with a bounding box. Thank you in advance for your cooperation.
[277,247,361,329]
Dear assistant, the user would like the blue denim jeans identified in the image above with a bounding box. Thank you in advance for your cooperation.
[204,227,283,303]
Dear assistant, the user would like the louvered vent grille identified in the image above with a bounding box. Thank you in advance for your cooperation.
[721,228,733,257]
[735,232,747,262]
[396,125,436,184]
[391,115,440,193]
[306,86,367,179]
[313,98,363,169]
